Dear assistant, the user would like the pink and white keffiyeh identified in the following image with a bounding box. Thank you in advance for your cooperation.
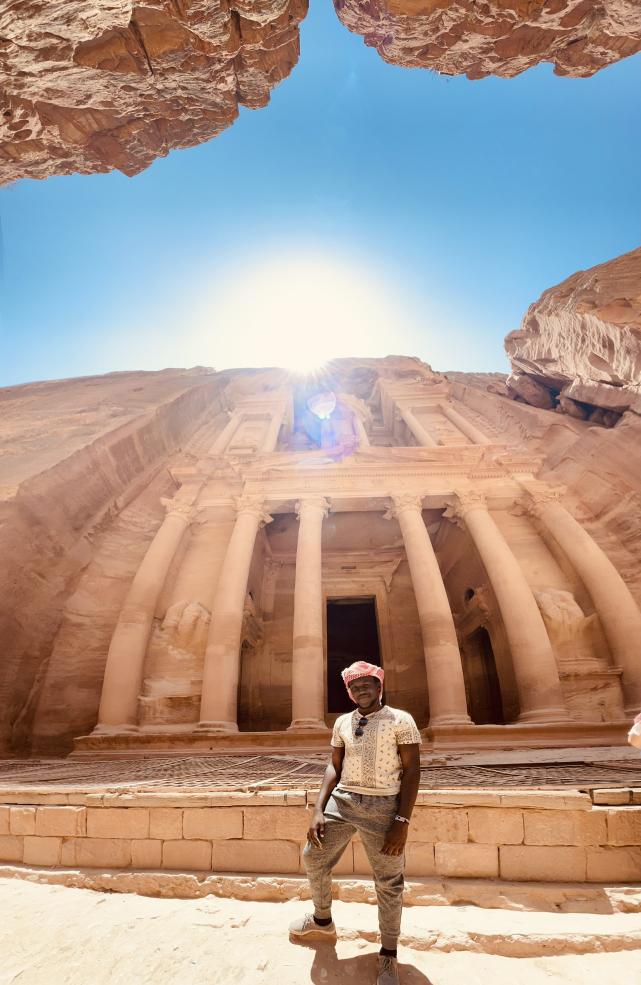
[628,711,641,750]
[341,660,384,703]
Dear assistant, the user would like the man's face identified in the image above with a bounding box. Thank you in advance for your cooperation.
[349,675,381,707]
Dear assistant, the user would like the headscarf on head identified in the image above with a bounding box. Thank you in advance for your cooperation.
[341,660,384,704]
[628,711,641,749]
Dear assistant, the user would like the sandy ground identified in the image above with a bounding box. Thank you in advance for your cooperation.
[1,878,641,985]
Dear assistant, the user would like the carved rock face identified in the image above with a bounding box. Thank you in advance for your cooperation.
[333,0,641,80]
[505,246,641,419]
[3,0,641,182]
[0,0,307,183]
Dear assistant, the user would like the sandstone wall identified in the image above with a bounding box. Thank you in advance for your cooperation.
[138,499,239,733]
[1,787,639,884]
[445,371,641,725]
[0,0,307,183]
[462,247,641,622]
[0,368,231,756]
[333,0,641,79]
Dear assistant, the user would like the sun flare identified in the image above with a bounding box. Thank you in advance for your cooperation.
[189,247,422,372]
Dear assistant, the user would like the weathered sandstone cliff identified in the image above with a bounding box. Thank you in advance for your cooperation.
[0,0,307,183]
[0,368,235,754]
[333,0,641,79]
[505,246,641,422]
[4,1,641,182]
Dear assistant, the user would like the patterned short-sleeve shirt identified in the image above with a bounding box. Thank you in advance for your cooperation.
[331,705,421,796]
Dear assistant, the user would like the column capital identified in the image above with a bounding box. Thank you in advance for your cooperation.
[517,482,567,518]
[295,496,330,520]
[443,488,487,526]
[233,494,273,527]
[384,492,425,519]
[160,497,202,524]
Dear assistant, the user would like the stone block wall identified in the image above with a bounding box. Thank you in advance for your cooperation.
[0,789,640,884]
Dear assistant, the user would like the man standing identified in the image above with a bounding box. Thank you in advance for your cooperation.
[289,660,421,985]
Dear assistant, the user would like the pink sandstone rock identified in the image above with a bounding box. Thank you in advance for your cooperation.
[0,367,231,755]
[505,247,641,420]
[0,0,307,183]
[333,0,641,80]
[3,353,641,758]
[3,1,641,182]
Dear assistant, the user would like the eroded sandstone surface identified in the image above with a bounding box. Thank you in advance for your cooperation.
[505,247,641,422]
[333,0,641,80]
[0,367,236,754]
[0,0,307,183]
[3,1,641,182]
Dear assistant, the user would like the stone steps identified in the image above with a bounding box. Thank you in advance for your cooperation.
[2,866,641,915]
[1,877,640,964]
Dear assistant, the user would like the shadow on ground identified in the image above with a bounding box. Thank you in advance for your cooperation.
[293,939,434,984]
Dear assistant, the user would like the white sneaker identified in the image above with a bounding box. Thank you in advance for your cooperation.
[377,954,400,984]
[288,913,337,939]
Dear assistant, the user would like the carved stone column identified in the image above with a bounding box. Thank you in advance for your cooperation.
[341,394,371,448]
[209,411,242,456]
[447,490,567,723]
[385,494,471,726]
[353,413,370,448]
[398,407,438,447]
[199,495,273,731]
[263,407,285,453]
[289,496,330,730]
[95,497,197,732]
[524,485,641,715]
[441,403,491,445]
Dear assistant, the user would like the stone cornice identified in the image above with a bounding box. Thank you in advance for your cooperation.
[236,447,542,482]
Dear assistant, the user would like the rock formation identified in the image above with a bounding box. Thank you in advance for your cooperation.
[0,366,240,754]
[333,0,641,80]
[0,0,307,183]
[505,246,641,423]
[3,0,641,183]
[3,355,641,758]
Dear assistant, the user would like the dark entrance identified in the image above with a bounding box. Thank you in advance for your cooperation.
[462,627,505,725]
[326,597,382,713]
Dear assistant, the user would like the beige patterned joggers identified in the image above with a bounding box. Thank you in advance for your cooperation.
[302,787,405,950]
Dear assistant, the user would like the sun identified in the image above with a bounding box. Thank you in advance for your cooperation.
[279,352,329,377]
[190,245,420,372]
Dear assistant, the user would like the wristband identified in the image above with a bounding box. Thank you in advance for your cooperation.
[394,814,410,824]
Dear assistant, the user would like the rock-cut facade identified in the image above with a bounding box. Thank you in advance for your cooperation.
[2,355,639,756]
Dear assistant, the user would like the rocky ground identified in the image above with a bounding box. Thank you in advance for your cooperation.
[1,877,640,984]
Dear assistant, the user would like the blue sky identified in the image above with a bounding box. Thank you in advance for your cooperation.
[1,0,640,386]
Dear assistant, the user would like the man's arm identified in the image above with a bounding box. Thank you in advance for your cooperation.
[307,745,345,848]
[381,743,421,856]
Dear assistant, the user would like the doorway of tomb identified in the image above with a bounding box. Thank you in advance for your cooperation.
[462,627,505,725]
[326,597,382,714]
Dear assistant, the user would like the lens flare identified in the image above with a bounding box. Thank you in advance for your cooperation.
[187,246,423,371]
